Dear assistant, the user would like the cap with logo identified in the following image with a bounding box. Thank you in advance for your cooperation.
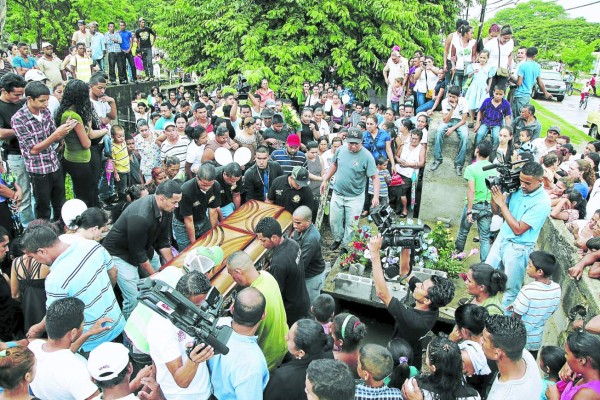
[24,69,49,83]
[291,166,310,188]
[346,128,363,144]
[87,342,130,381]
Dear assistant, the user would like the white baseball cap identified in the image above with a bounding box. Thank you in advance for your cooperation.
[24,69,49,83]
[61,199,88,230]
[87,342,130,381]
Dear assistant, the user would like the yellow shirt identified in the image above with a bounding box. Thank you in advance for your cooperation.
[112,141,130,173]
[69,55,92,83]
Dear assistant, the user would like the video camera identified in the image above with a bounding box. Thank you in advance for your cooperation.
[235,74,251,100]
[483,159,529,194]
[137,279,232,356]
[370,206,427,250]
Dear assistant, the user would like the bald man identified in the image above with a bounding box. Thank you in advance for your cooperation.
[226,251,288,371]
[290,206,326,302]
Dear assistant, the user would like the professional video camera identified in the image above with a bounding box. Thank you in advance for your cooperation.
[370,206,427,250]
[138,279,232,356]
[483,159,529,194]
[235,74,251,100]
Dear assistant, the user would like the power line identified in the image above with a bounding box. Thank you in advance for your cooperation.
[565,0,600,11]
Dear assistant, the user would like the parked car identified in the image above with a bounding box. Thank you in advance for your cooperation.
[588,109,600,139]
[532,69,566,102]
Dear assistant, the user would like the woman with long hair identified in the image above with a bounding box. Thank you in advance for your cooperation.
[55,79,93,206]
[331,313,367,377]
[551,190,587,223]
[483,25,514,92]
[462,263,507,315]
[561,330,600,399]
[450,25,477,91]
[491,126,515,164]
[0,345,37,399]
[263,319,333,400]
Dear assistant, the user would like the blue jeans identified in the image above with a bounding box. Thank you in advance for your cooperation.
[434,119,469,167]
[511,95,530,119]
[485,232,534,311]
[7,155,34,226]
[474,124,501,148]
[417,92,427,108]
[416,99,435,114]
[172,217,211,251]
[454,203,492,261]
[114,252,161,319]
[305,270,326,303]
[330,191,365,246]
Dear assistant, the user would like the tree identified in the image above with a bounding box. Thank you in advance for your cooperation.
[155,0,461,99]
[4,0,137,54]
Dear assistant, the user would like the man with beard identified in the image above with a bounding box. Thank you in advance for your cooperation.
[269,134,306,174]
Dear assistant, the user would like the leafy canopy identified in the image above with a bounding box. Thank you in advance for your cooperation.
[155,0,460,98]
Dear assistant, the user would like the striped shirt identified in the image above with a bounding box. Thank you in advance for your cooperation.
[161,136,190,173]
[269,148,307,175]
[11,104,60,175]
[369,169,390,197]
[512,280,561,350]
[45,239,125,352]
[355,382,403,400]
[112,141,130,173]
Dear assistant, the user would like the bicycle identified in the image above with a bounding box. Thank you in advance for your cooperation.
[566,81,574,96]
[580,93,590,109]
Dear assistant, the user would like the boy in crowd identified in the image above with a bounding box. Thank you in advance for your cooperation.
[509,251,561,360]
[111,125,130,201]
[355,344,403,399]
[126,133,142,185]
[310,294,336,335]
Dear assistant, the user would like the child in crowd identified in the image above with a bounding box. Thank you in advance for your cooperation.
[581,81,592,102]
[465,49,495,127]
[125,133,142,186]
[550,190,586,223]
[518,128,534,156]
[391,77,404,115]
[355,344,403,399]
[111,125,130,201]
[385,338,418,390]
[134,50,145,80]
[310,294,335,335]
[539,345,566,400]
[509,251,562,360]
[368,157,391,208]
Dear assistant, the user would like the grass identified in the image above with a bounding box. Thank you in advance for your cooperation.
[530,99,590,145]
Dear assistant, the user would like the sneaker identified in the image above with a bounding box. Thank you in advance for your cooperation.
[430,160,442,171]
[455,165,463,176]
[384,265,400,281]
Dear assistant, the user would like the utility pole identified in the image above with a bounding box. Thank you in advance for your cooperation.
[0,0,6,41]
[476,0,487,44]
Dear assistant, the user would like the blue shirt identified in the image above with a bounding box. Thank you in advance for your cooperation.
[515,60,541,98]
[499,186,551,245]
[12,55,37,69]
[90,32,106,60]
[480,97,512,127]
[154,116,174,131]
[269,148,307,175]
[118,29,133,51]
[208,319,269,400]
[362,129,391,160]
[45,239,125,352]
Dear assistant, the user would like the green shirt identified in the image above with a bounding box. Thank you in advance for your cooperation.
[61,110,90,163]
[251,271,289,371]
[482,294,504,316]
[463,159,497,204]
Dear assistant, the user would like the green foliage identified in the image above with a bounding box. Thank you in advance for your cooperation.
[484,0,600,73]
[5,0,138,54]
[155,0,460,99]
[417,221,468,278]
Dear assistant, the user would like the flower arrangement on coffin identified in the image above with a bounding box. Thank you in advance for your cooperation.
[281,103,301,131]
[340,217,373,270]
[414,221,478,278]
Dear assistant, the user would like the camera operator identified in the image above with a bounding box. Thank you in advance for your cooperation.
[369,234,455,370]
[455,140,497,261]
[486,161,551,310]
[146,270,215,400]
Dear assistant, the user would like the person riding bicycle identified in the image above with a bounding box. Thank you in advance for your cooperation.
[582,81,592,102]
[565,72,574,92]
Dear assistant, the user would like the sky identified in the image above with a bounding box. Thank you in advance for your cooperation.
[467,0,600,23]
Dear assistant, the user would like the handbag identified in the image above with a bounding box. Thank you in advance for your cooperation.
[389,173,404,187]
[496,40,509,77]
[425,70,434,99]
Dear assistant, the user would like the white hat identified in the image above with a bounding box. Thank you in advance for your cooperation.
[41,42,53,49]
[24,69,48,83]
[61,199,88,229]
[88,342,130,381]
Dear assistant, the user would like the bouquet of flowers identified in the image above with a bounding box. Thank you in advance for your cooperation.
[281,103,301,131]
[340,218,373,269]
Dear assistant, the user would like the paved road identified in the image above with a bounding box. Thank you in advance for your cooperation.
[535,93,600,134]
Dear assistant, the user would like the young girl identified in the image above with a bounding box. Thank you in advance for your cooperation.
[550,190,586,223]
[539,345,565,400]
[134,50,145,80]
[391,77,404,115]
[385,338,418,389]
[464,50,495,127]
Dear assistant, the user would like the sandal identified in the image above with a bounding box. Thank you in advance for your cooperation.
[399,213,407,218]
[361,211,369,217]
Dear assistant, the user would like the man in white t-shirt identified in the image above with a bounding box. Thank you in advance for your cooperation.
[28,297,100,400]
[482,315,542,400]
[383,50,409,108]
[431,85,469,176]
[146,271,214,400]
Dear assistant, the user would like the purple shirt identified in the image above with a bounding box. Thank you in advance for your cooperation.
[480,98,511,127]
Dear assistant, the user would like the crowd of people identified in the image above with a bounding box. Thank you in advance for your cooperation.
[0,16,599,400]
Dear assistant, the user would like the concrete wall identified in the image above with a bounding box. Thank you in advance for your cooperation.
[540,218,600,346]
[105,81,158,132]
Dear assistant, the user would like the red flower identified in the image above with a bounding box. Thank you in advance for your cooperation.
[358,229,363,233]
[354,215,360,220]
[364,233,370,238]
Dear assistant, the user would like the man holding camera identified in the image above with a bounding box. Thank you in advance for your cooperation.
[485,161,551,310]
[455,140,497,261]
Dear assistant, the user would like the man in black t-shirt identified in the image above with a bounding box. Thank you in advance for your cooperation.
[215,162,242,219]
[255,217,310,327]
[266,166,314,214]
[241,146,283,202]
[0,73,34,227]
[134,18,156,79]
[369,234,455,369]
[173,163,221,250]
[298,108,319,151]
